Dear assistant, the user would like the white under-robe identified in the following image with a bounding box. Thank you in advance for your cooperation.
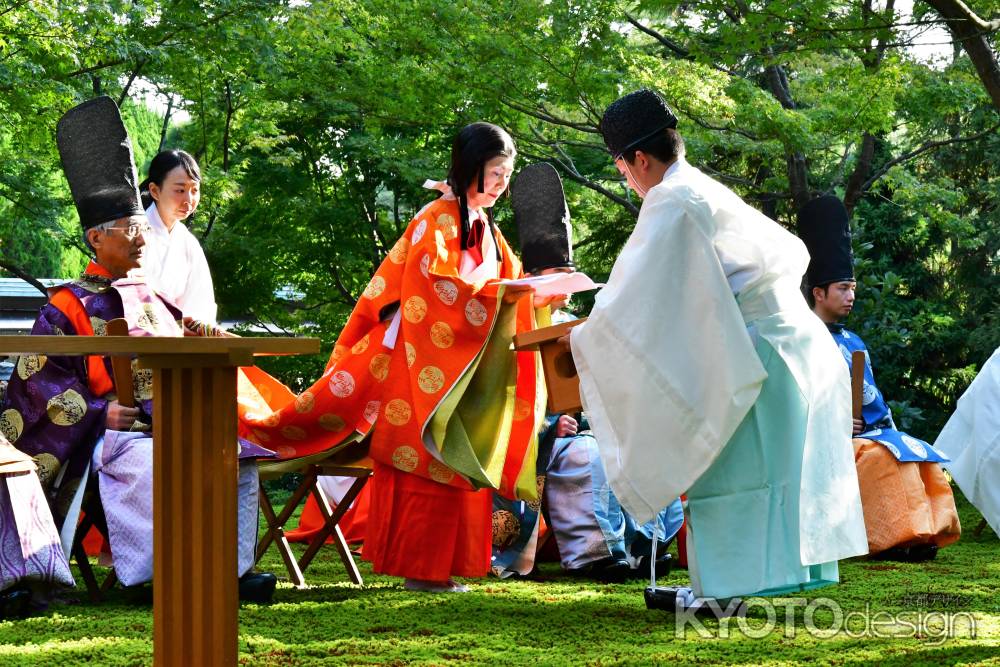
[136,203,219,324]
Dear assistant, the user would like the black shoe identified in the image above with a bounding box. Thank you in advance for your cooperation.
[239,572,277,604]
[590,558,632,583]
[632,553,672,581]
[0,587,31,620]
[872,544,938,563]
[121,583,154,605]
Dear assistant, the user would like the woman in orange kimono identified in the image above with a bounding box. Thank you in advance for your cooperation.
[239,123,550,591]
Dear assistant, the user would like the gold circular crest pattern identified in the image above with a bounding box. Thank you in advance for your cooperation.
[405,342,417,368]
[527,475,545,512]
[491,510,520,548]
[351,334,370,355]
[294,391,316,414]
[251,429,272,443]
[411,219,428,244]
[429,321,455,349]
[417,366,446,394]
[391,445,419,473]
[435,213,458,240]
[369,353,391,381]
[89,317,108,337]
[319,413,347,432]
[32,453,61,487]
[281,425,307,441]
[0,409,24,442]
[331,344,349,364]
[384,398,412,426]
[16,354,47,380]
[136,303,160,333]
[465,299,488,326]
[403,296,428,324]
[419,253,431,278]
[433,280,458,305]
[513,397,532,422]
[46,389,88,427]
[364,400,380,424]
[389,237,410,264]
[363,275,386,300]
[329,370,356,398]
[132,367,154,402]
[262,411,282,427]
[427,460,455,484]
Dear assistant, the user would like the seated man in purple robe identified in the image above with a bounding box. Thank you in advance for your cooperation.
[0,97,275,603]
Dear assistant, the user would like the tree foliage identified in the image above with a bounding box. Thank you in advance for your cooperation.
[1,0,998,429]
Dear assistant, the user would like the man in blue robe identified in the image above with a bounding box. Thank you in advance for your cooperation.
[799,195,960,561]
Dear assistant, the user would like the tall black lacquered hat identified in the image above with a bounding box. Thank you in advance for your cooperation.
[600,89,678,160]
[56,96,144,231]
[797,195,855,288]
[511,162,574,274]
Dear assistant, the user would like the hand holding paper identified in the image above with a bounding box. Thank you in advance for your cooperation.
[500,271,603,297]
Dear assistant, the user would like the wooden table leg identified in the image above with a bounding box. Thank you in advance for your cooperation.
[153,364,238,666]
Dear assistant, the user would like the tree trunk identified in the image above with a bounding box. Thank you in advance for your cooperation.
[923,0,1000,113]
[764,64,811,209]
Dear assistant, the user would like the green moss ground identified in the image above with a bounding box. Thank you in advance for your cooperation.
[0,491,997,666]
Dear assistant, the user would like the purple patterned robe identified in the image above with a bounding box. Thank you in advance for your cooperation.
[1,268,269,584]
[0,439,74,592]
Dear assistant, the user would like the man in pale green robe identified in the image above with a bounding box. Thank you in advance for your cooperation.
[568,89,868,603]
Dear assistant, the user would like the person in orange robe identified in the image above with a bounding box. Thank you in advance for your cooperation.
[239,123,556,591]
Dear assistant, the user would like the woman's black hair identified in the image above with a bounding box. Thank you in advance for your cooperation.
[446,122,516,260]
[138,149,201,210]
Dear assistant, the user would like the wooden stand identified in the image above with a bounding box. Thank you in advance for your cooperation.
[0,335,319,666]
[513,318,586,413]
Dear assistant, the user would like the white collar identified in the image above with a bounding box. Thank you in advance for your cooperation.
[145,202,185,237]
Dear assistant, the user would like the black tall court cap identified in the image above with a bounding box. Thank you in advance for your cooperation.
[797,194,855,288]
[600,89,679,160]
[511,162,574,274]
[56,96,144,231]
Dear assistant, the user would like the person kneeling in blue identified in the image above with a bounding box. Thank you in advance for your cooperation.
[799,195,960,561]
[490,163,682,582]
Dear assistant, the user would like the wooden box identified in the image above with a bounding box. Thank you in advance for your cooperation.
[513,318,587,414]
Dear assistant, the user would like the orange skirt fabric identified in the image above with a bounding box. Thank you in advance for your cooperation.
[853,438,961,554]
[286,485,370,546]
[362,461,492,580]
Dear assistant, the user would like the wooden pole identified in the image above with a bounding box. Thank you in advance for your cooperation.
[151,361,238,666]
[106,318,134,408]
[850,350,866,421]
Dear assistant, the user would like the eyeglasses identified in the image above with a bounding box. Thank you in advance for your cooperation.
[103,222,151,240]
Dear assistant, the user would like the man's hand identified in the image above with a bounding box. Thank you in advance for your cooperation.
[555,414,578,438]
[502,283,535,304]
[852,418,864,436]
[106,400,140,430]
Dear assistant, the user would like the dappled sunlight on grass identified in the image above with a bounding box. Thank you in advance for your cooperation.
[0,491,996,665]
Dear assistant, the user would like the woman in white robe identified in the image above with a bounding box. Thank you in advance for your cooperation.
[136,150,218,323]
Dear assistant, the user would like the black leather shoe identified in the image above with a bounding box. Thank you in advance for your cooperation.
[587,558,632,583]
[872,544,938,563]
[632,553,672,581]
[0,588,31,620]
[239,572,277,604]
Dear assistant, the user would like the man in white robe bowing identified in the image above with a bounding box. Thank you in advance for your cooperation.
[567,89,868,605]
